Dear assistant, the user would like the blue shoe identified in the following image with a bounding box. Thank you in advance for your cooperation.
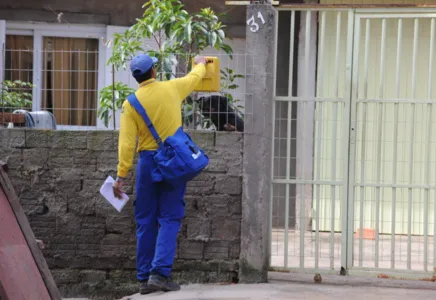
[148,274,181,292]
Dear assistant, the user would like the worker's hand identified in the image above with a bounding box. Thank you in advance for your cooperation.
[112,180,125,200]
[194,56,207,65]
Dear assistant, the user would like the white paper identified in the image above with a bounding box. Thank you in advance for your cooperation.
[99,176,129,212]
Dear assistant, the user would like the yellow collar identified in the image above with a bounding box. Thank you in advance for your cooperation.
[139,78,156,87]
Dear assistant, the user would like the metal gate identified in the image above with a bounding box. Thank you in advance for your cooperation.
[270,7,436,278]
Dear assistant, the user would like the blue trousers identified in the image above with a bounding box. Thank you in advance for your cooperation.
[135,151,186,281]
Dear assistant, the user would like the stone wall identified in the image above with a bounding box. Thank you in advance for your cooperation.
[0,129,242,299]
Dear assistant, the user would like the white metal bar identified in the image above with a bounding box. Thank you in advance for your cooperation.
[277,7,351,12]
[358,13,436,19]
[430,18,436,272]
[358,18,371,267]
[299,10,312,269]
[374,18,386,269]
[391,19,403,269]
[275,96,346,102]
[346,268,435,279]
[355,8,436,14]
[288,11,296,97]
[284,11,296,266]
[32,31,43,112]
[270,268,435,279]
[272,179,342,185]
[0,20,5,86]
[356,98,436,104]
[329,10,341,270]
[407,18,419,270]
[314,10,326,270]
[356,183,436,189]
[269,7,280,267]
[424,18,435,272]
[347,12,360,270]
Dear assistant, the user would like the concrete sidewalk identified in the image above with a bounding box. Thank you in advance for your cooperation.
[118,281,436,300]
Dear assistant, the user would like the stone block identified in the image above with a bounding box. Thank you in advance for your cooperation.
[186,217,211,241]
[0,129,26,148]
[200,195,230,217]
[73,150,98,168]
[49,235,77,245]
[80,270,107,283]
[215,132,243,149]
[55,167,83,181]
[51,269,80,284]
[211,217,241,241]
[188,131,216,149]
[50,243,77,251]
[186,175,215,195]
[184,196,200,215]
[0,147,22,170]
[207,271,233,283]
[106,215,133,234]
[101,233,130,245]
[51,131,87,149]
[121,257,137,269]
[214,175,242,195]
[68,197,96,216]
[87,131,115,151]
[229,196,242,215]
[173,260,237,272]
[76,243,100,250]
[230,241,241,259]
[107,270,137,282]
[227,158,243,176]
[204,241,230,260]
[48,148,74,168]
[178,240,204,260]
[76,228,106,244]
[100,244,131,258]
[206,158,227,173]
[56,214,82,235]
[173,270,206,284]
[25,129,52,148]
[55,178,81,194]
[81,216,106,230]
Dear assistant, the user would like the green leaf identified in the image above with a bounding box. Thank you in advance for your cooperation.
[184,22,192,42]
[217,29,225,40]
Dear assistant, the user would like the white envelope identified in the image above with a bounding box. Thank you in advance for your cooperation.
[99,176,129,212]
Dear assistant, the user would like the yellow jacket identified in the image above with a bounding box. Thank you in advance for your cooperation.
[117,63,206,178]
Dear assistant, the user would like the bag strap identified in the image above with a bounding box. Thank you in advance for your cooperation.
[126,93,163,148]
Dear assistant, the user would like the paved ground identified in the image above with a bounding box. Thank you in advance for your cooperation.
[118,281,436,300]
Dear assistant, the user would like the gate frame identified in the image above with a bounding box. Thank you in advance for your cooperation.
[271,6,436,279]
[347,8,436,279]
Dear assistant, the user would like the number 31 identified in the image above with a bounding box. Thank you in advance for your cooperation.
[247,11,266,33]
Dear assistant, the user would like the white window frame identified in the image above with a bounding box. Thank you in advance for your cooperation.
[5,22,107,130]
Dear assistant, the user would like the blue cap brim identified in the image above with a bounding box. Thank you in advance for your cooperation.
[151,57,158,65]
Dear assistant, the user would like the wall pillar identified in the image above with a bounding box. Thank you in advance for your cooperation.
[240,3,276,283]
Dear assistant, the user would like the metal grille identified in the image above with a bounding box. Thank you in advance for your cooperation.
[271,7,436,277]
[350,11,436,274]
[271,8,353,271]
[1,42,253,132]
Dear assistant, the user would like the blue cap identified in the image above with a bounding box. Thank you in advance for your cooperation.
[130,54,158,76]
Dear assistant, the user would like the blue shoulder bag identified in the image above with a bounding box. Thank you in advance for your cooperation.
[127,94,209,187]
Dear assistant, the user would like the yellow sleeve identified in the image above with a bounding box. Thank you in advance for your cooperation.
[170,63,206,101]
[117,100,138,178]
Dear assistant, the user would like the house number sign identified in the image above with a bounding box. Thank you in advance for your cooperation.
[247,11,266,33]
